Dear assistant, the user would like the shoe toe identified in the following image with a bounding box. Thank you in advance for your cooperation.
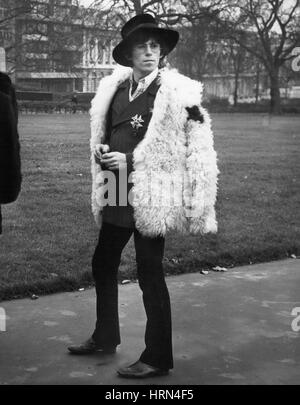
[117,361,169,378]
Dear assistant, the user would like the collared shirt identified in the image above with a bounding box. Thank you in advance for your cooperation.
[128,67,159,102]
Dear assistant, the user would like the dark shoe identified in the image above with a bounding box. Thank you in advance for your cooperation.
[68,337,116,355]
[117,360,169,379]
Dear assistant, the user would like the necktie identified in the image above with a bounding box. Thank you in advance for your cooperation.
[131,79,138,97]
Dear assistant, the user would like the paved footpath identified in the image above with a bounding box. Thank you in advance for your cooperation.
[0,258,299,385]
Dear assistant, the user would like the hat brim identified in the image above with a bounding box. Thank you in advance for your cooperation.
[112,27,179,67]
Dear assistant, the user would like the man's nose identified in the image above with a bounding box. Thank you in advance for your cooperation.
[145,45,152,54]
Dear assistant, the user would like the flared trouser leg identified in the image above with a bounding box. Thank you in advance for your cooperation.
[92,222,133,347]
[134,228,173,370]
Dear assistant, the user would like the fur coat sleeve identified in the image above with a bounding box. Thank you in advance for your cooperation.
[184,101,219,234]
[90,66,220,237]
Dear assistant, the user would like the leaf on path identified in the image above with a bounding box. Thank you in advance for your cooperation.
[212,266,228,272]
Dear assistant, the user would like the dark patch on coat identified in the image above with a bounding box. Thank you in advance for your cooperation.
[185,105,204,123]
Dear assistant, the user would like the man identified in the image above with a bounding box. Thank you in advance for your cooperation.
[70,93,78,114]
[68,14,219,379]
[0,72,21,234]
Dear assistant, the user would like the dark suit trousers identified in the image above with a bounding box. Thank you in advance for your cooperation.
[91,221,173,370]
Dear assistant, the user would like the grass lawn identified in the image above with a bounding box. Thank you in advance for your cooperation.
[0,113,299,301]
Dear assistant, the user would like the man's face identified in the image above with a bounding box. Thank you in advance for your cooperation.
[130,37,161,75]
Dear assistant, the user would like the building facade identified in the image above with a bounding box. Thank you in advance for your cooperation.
[81,26,119,92]
[0,0,120,93]
[0,0,16,74]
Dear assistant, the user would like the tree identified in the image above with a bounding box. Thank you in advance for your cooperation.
[97,0,299,113]
[0,0,33,72]
[0,0,32,26]
[209,0,300,113]
[1,0,102,74]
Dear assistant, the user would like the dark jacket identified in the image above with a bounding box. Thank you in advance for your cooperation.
[0,72,18,122]
[100,77,160,228]
[0,73,21,234]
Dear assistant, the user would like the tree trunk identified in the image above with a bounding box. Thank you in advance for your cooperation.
[269,67,281,114]
[255,62,260,104]
[132,0,143,14]
[233,70,239,106]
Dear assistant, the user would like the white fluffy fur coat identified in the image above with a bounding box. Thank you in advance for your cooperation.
[90,65,220,237]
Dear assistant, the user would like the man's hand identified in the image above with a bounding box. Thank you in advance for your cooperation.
[94,143,110,160]
[101,152,127,170]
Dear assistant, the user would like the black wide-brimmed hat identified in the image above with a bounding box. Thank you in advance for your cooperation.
[112,14,179,67]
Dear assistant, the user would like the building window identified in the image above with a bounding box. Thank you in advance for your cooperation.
[37,23,48,34]
[28,59,49,71]
[54,0,74,7]
[25,41,48,53]
[0,8,6,19]
[32,3,49,15]
[53,24,72,33]
[89,38,96,63]
[92,71,97,92]
[75,78,83,92]
[105,40,111,64]
[26,21,48,35]
[97,40,104,64]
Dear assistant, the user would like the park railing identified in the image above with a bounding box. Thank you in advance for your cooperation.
[18,100,91,114]
[203,97,300,113]
[16,93,300,114]
[16,91,96,114]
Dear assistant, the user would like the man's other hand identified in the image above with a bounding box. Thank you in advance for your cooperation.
[94,144,110,165]
[101,152,127,170]
[94,143,110,159]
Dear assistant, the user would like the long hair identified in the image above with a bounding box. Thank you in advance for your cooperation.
[124,30,168,68]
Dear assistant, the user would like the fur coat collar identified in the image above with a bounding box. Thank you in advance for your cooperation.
[90,65,219,237]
